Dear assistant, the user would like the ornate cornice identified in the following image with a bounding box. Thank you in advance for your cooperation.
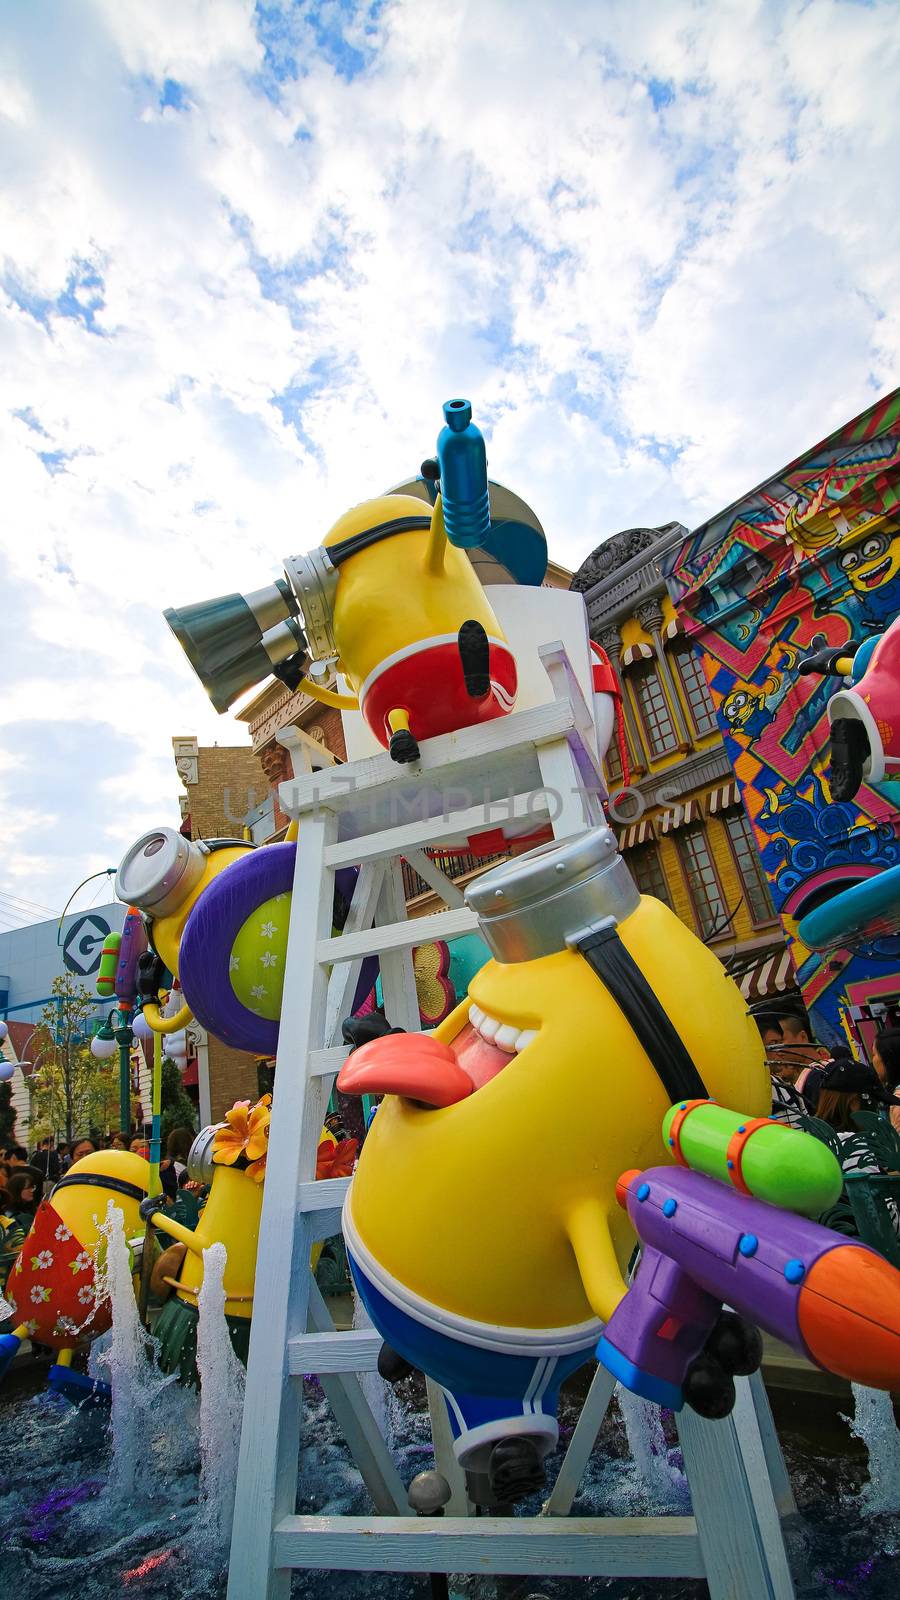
[572,527,661,591]
[580,521,689,630]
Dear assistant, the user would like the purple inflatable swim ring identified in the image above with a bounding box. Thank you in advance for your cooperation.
[178,843,375,1054]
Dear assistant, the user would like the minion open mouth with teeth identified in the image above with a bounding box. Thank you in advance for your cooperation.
[838,529,900,598]
[341,1002,538,1106]
[338,827,768,1501]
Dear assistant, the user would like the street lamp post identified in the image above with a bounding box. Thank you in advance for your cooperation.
[91,1007,134,1136]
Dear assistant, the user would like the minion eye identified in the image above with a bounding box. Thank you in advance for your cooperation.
[862,535,888,559]
[839,549,859,571]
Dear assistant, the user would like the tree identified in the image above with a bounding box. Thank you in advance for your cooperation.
[160,1056,198,1146]
[28,974,113,1144]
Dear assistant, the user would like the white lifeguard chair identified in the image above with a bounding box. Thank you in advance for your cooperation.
[226,619,797,1600]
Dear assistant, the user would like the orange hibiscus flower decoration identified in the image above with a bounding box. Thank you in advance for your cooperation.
[315,1138,358,1180]
[213,1094,272,1183]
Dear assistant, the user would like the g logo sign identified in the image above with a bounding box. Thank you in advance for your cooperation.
[62,914,112,978]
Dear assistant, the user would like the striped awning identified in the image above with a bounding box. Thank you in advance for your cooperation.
[707,780,740,814]
[617,818,656,851]
[738,946,797,1001]
[620,641,654,668]
[662,615,686,643]
[659,798,702,833]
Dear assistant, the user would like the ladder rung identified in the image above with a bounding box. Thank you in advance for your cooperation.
[280,696,582,820]
[298,1176,350,1212]
[317,906,478,964]
[324,792,549,869]
[287,1329,381,1376]
[308,1045,350,1077]
[271,1514,704,1576]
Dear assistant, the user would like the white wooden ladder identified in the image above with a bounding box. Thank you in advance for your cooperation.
[226,647,796,1600]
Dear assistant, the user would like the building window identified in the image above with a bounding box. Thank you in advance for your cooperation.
[604,735,623,785]
[723,808,777,926]
[627,843,673,909]
[672,646,718,739]
[631,664,679,759]
[676,825,730,939]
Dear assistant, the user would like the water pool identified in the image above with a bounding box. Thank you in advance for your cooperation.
[0,1357,897,1600]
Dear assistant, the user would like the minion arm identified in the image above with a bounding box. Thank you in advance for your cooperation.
[566,1197,629,1323]
[797,646,859,679]
[144,1001,193,1033]
[144,1211,202,1255]
[425,495,448,576]
[292,677,358,710]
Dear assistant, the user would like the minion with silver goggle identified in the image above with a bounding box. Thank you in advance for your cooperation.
[165,400,543,763]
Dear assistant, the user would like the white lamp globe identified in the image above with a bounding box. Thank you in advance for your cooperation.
[0,1020,8,1042]
[91,1032,117,1060]
[131,1012,153,1041]
[0,1060,14,1082]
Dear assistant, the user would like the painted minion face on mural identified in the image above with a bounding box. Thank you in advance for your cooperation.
[721,687,756,731]
[837,530,900,597]
[721,685,773,741]
[721,671,785,744]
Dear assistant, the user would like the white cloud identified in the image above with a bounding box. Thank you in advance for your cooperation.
[1,0,899,911]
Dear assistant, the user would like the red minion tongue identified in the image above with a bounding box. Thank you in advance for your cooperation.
[337,1032,473,1107]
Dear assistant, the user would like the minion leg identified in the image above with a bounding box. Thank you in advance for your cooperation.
[387,708,420,765]
[48,1346,113,1408]
[0,1322,29,1380]
[458,619,490,699]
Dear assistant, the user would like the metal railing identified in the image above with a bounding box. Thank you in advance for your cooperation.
[401,847,510,903]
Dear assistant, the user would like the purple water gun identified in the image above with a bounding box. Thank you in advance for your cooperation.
[598,1099,900,1414]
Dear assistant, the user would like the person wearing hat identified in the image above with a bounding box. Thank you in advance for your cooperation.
[815,1058,900,1168]
[751,1001,834,1124]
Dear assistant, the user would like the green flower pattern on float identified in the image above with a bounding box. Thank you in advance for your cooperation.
[229,892,290,1021]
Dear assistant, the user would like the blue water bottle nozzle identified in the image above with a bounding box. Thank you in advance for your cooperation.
[443,398,472,432]
[436,397,491,549]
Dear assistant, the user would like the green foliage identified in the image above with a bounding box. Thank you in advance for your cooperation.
[0,1080,16,1146]
[29,974,118,1142]
[159,1057,197,1146]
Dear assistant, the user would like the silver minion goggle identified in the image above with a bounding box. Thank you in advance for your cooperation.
[115,827,248,918]
[284,514,432,663]
[465,828,709,1104]
[163,515,433,714]
[187,1123,227,1184]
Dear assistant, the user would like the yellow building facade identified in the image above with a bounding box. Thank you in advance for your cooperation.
[573,525,795,1000]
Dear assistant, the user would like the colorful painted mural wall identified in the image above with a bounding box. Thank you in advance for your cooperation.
[664,389,900,1048]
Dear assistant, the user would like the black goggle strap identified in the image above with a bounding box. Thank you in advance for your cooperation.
[577,926,709,1103]
[50,1173,148,1205]
[327,516,433,566]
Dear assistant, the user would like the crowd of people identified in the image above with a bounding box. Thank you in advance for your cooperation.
[3,1005,900,1303]
[754,1001,900,1129]
[753,1000,900,1236]
[0,1127,198,1300]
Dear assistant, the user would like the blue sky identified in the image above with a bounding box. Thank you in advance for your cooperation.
[1,0,899,918]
